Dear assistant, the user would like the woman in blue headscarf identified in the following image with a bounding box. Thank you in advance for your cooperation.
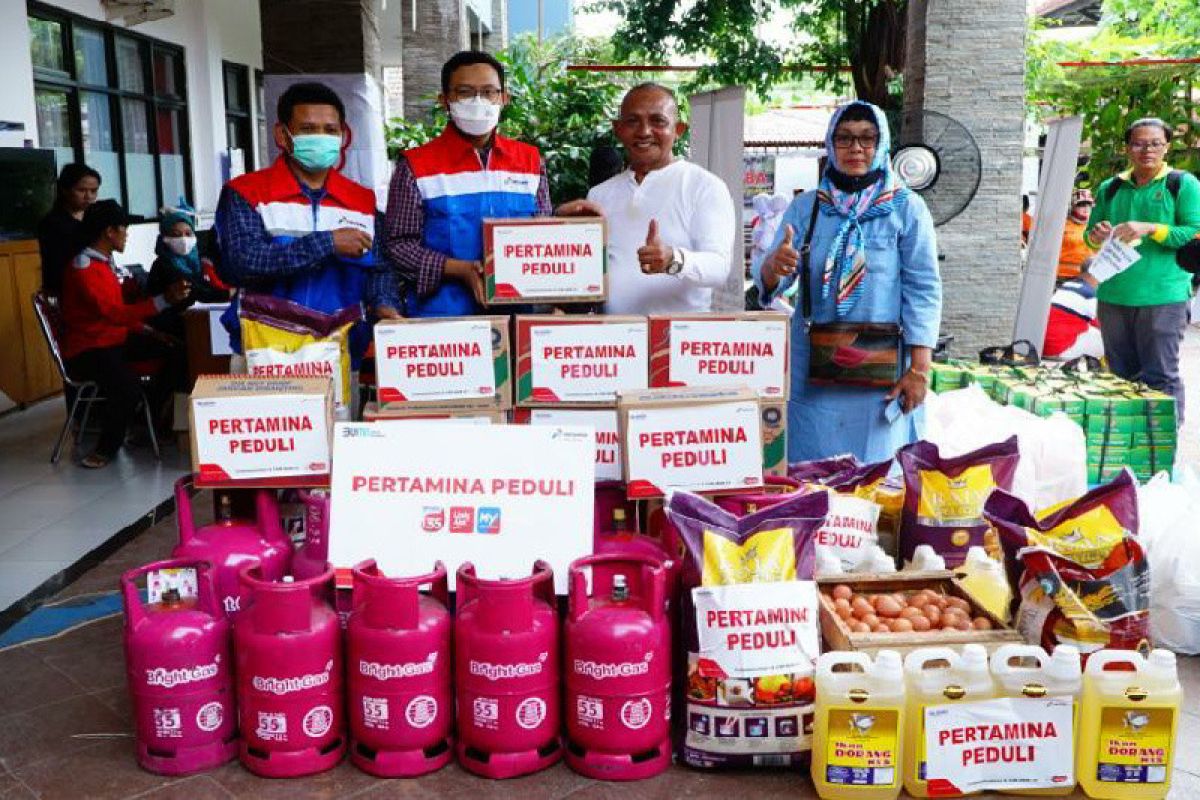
[752,100,942,463]
[147,203,231,338]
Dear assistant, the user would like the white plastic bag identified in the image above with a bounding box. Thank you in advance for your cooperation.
[1137,469,1200,654]
[924,385,1087,511]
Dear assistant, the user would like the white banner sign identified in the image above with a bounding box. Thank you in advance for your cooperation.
[924,697,1075,794]
[692,581,820,679]
[375,320,496,403]
[530,322,647,403]
[491,221,605,299]
[668,319,788,397]
[527,408,621,482]
[328,422,595,592]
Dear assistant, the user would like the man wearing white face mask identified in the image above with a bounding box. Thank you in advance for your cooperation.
[383,51,551,316]
[215,81,396,369]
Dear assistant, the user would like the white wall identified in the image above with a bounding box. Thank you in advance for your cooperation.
[4,0,263,268]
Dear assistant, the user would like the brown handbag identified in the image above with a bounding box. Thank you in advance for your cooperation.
[797,198,903,388]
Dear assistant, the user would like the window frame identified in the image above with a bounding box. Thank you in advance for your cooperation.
[28,1,193,221]
[221,59,253,172]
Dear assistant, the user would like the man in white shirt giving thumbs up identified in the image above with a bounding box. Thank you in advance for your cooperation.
[557,83,736,314]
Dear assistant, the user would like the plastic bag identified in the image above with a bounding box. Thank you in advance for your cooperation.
[666,490,828,769]
[240,293,359,408]
[984,471,1149,659]
[1136,469,1200,654]
[897,436,1020,567]
[924,385,1086,511]
[790,457,893,568]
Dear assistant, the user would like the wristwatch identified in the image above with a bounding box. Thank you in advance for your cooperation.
[665,247,684,276]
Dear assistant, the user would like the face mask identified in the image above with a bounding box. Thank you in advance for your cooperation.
[288,131,342,170]
[449,97,502,137]
[163,235,197,257]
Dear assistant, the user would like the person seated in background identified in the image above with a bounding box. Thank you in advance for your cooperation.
[1043,260,1104,361]
[147,203,231,339]
[38,163,101,297]
[1057,189,1094,282]
[60,200,189,468]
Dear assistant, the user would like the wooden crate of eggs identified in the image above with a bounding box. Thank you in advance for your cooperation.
[816,571,1021,658]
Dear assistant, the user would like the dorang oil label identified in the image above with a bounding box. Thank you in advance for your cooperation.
[1096,706,1173,784]
[825,708,899,787]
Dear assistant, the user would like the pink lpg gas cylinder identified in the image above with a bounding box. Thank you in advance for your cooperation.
[565,554,671,780]
[172,475,291,619]
[455,561,561,778]
[594,502,679,603]
[347,560,453,777]
[235,564,345,777]
[121,559,237,775]
[290,489,329,581]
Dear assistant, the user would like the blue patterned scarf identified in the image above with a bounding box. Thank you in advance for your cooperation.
[817,101,908,316]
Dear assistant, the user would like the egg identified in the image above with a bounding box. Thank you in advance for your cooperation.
[832,584,853,601]
[954,618,973,631]
[851,597,874,618]
[861,613,880,628]
[849,621,871,633]
[899,606,923,620]
[935,596,949,609]
[911,616,932,632]
[923,605,942,625]
[872,623,891,634]
[875,596,903,618]
[889,617,914,633]
[972,616,993,630]
[946,597,972,613]
[834,597,852,612]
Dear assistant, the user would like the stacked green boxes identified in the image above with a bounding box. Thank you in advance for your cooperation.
[929,362,1177,483]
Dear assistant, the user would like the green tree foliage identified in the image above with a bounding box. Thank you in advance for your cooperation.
[386,34,626,204]
[1027,1,1200,182]
[595,0,906,107]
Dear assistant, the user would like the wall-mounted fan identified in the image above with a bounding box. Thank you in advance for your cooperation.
[887,109,982,226]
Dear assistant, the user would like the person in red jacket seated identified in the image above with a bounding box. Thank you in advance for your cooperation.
[61,200,189,468]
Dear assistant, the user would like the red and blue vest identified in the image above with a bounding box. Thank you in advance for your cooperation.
[404,126,542,316]
[221,157,377,357]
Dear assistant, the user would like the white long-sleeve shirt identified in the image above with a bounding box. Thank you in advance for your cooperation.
[588,159,736,315]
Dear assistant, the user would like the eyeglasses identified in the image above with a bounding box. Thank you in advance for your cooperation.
[451,87,503,102]
[1130,141,1168,152]
[832,133,880,150]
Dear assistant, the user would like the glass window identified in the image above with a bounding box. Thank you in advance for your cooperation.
[34,88,74,171]
[153,48,182,100]
[29,17,65,73]
[122,99,156,218]
[73,26,108,86]
[157,107,186,206]
[224,67,248,112]
[255,70,268,168]
[116,37,146,93]
[80,91,121,202]
[29,9,190,220]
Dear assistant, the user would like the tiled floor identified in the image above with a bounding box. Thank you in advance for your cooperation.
[0,398,187,617]
[0,509,1197,799]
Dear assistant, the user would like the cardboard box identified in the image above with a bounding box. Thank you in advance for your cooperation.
[483,217,607,304]
[618,385,765,499]
[512,406,621,482]
[648,312,790,399]
[189,375,333,488]
[515,315,648,406]
[374,316,511,409]
[362,401,506,425]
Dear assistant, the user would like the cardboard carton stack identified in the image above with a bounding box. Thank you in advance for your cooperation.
[646,312,790,479]
[370,316,512,424]
[512,315,649,482]
[930,361,1177,482]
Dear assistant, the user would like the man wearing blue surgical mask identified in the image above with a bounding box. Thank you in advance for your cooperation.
[383,51,551,316]
[214,81,399,370]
